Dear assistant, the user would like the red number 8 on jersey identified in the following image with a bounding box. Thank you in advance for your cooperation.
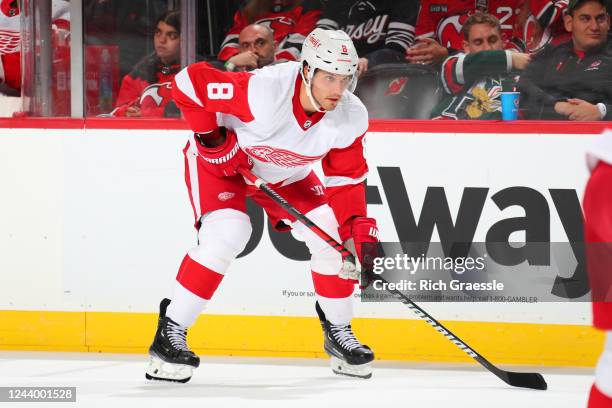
[207,83,234,100]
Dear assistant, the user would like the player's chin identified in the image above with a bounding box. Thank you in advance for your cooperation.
[323,99,340,111]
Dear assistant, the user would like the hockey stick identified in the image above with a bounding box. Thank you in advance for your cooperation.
[238,167,547,391]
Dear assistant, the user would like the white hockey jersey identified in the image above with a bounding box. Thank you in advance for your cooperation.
[172,61,370,226]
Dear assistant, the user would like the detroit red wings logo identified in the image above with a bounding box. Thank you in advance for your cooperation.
[244,146,324,168]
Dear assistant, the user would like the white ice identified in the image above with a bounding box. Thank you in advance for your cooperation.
[0,351,594,407]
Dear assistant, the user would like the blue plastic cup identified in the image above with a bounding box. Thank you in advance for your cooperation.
[501,92,520,121]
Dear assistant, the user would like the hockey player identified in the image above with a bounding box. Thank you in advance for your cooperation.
[146,28,379,383]
[585,129,612,407]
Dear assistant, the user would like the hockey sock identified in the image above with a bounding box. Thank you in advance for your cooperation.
[166,255,223,327]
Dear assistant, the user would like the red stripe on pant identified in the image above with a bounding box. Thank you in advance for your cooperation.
[593,302,612,329]
[311,271,355,298]
[176,255,224,300]
[588,384,612,407]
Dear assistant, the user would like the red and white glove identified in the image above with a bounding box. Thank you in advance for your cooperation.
[195,128,253,177]
[338,217,379,283]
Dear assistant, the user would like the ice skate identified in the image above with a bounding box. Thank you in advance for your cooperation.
[145,298,200,383]
[315,301,374,379]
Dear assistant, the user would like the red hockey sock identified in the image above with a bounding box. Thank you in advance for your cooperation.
[588,384,612,407]
[311,271,354,298]
[176,255,224,300]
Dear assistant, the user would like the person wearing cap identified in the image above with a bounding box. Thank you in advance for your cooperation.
[519,0,612,120]
[144,28,378,383]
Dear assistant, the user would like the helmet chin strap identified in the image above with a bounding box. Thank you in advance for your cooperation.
[300,66,327,113]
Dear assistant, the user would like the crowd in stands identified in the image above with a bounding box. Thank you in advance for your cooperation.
[0,0,610,120]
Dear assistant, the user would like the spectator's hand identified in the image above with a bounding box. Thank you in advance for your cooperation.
[405,38,449,65]
[511,52,531,70]
[357,57,369,78]
[554,101,574,117]
[566,99,603,121]
[125,106,142,117]
[228,51,259,70]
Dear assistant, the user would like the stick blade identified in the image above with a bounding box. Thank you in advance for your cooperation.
[504,371,548,390]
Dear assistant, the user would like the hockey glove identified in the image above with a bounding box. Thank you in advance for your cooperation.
[196,128,253,177]
[338,217,379,287]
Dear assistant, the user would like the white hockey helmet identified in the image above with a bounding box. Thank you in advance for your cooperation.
[300,28,359,111]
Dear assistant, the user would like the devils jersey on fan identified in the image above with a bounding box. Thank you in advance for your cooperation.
[172,60,368,192]
[521,0,570,53]
[415,0,524,50]
[111,58,180,117]
[218,0,323,62]
[316,0,419,56]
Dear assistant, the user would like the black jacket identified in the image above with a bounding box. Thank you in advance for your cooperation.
[519,40,612,120]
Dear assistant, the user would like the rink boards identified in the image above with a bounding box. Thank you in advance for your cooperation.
[0,119,608,366]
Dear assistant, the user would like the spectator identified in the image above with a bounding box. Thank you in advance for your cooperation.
[218,0,322,63]
[111,11,181,118]
[223,24,277,71]
[85,0,169,80]
[316,0,419,77]
[407,0,524,66]
[431,12,531,119]
[519,0,612,120]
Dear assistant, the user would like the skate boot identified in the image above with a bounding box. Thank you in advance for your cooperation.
[145,298,200,383]
[315,301,374,379]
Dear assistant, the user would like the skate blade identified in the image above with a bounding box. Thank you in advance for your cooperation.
[145,356,193,383]
[330,356,372,379]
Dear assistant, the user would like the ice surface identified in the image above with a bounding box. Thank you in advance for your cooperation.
[0,352,594,407]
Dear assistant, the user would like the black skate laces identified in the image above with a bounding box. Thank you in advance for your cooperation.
[330,324,362,352]
[166,319,189,352]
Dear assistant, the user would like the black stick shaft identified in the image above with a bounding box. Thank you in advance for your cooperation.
[237,167,547,390]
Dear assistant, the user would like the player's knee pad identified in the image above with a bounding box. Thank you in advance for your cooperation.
[188,209,252,274]
[293,205,342,275]
[596,332,612,397]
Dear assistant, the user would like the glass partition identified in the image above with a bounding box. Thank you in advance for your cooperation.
[2,0,610,121]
